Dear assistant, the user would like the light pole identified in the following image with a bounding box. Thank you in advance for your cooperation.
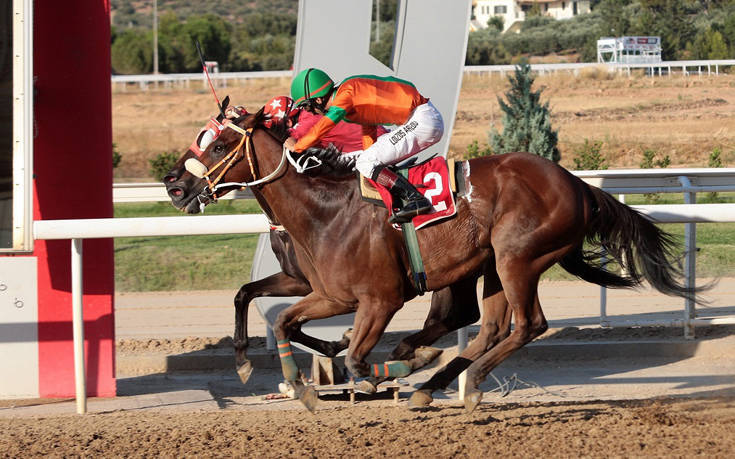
[153,0,159,74]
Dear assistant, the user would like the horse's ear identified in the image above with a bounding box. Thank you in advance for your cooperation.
[215,96,231,122]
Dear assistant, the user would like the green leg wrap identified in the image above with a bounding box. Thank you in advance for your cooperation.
[371,361,412,378]
[277,339,299,381]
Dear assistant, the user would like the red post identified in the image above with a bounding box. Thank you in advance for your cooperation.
[33,0,115,397]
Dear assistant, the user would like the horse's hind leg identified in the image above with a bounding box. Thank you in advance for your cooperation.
[462,260,550,413]
[388,279,480,362]
[356,281,480,394]
[409,264,512,408]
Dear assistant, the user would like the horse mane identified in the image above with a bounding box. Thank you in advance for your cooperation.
[300,144,357,178]
[262,116,291,143]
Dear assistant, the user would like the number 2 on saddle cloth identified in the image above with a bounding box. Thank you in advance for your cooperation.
[366,157,458,230]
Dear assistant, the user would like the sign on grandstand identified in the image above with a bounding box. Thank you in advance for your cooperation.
[597,36,662,64]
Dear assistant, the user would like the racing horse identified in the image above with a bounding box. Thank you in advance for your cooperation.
[163,116,478,387]
[165,108,700,412]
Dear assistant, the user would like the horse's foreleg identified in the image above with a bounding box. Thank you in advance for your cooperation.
[273,294,353,411]
[344,300,405,382]
[409,268,511,408]
[233,272,312,384]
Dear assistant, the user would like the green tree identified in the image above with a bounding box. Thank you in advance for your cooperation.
[490,60,560,163]
[632,0,696,60]
[182,15,232,72]
[111,29,151,74]
[487,15,504,32]
[689,27,730,59]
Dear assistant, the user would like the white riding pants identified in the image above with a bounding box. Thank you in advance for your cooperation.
[354,101,444,178]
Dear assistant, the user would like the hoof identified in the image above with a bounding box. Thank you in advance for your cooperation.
[236,360,253,384]
[354,379,377,395]
[293,382,318,413]
[464,389,483,413]
[409,346,443,370]
[407,389,434,409]
[278,382,296,398]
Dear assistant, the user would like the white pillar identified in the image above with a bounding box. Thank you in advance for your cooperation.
[71,238,87,414]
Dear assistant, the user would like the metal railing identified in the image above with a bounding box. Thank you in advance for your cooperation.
[110,59,735,90]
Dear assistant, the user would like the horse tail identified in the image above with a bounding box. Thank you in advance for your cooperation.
[560,184,702,303]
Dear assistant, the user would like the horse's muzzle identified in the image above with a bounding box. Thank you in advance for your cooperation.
[165,177,211,214]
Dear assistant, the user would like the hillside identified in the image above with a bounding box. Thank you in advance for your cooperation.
[111,0,298,28]
[112,71,735,180]
[110,1,735,74]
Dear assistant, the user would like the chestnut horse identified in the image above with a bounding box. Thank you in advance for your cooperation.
[165,109,699,412]
[164,114,478,388]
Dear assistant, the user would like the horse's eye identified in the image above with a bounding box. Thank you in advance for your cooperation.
[214,144,225,154]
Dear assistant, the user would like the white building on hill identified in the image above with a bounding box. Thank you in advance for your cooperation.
[471,0,591,33]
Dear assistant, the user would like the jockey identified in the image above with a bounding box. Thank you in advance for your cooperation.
[284,68,444,224]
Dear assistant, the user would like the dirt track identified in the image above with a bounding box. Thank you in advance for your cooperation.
[2,397,734,457]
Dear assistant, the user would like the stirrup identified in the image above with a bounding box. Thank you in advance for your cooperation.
[388,200,432,224]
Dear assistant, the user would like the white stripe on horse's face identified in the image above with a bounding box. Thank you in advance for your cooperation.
[185,158,208,178]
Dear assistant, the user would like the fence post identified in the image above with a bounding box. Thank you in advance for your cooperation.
[679,177,697,339]
[457,326,468,401]
[71,238,87,414]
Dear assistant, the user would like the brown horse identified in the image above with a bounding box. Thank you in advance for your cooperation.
[165,109,700,412]
[163,112,478,388]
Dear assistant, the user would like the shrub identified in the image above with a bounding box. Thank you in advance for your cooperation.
[639,149,671,169]
[112,143,122,169]
[639,149,670,203]
[148,152,179,181]
[706,147,724,202]
[465,140,493,160]
[572,140,607,170]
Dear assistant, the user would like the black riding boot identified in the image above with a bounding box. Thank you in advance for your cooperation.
[373,167,432,224]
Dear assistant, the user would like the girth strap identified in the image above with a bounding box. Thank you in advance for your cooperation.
[398,169,428,295]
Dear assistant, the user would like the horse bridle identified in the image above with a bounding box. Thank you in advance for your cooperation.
[184,122,289,211]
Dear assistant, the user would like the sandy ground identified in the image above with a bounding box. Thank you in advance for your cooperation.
[1,397,734,457]
[2,324,734,456]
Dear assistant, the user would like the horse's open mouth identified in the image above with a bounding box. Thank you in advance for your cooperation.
[167,182,212,214]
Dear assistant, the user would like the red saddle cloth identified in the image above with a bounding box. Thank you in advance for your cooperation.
[371,157,457,229]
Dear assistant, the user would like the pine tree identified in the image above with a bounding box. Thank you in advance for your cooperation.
[490,60,560,163]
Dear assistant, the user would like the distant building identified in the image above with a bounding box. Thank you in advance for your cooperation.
[471,0,591,33]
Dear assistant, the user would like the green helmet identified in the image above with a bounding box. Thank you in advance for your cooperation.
[291,68,334,107]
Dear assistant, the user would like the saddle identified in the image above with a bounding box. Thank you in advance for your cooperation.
[359,156,466,229]
[358,156,468,294]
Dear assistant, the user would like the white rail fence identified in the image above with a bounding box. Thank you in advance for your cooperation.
[111,59,735,90]
[38,168,735,413]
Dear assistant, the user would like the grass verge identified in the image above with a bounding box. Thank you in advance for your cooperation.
[115,197,735,291]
